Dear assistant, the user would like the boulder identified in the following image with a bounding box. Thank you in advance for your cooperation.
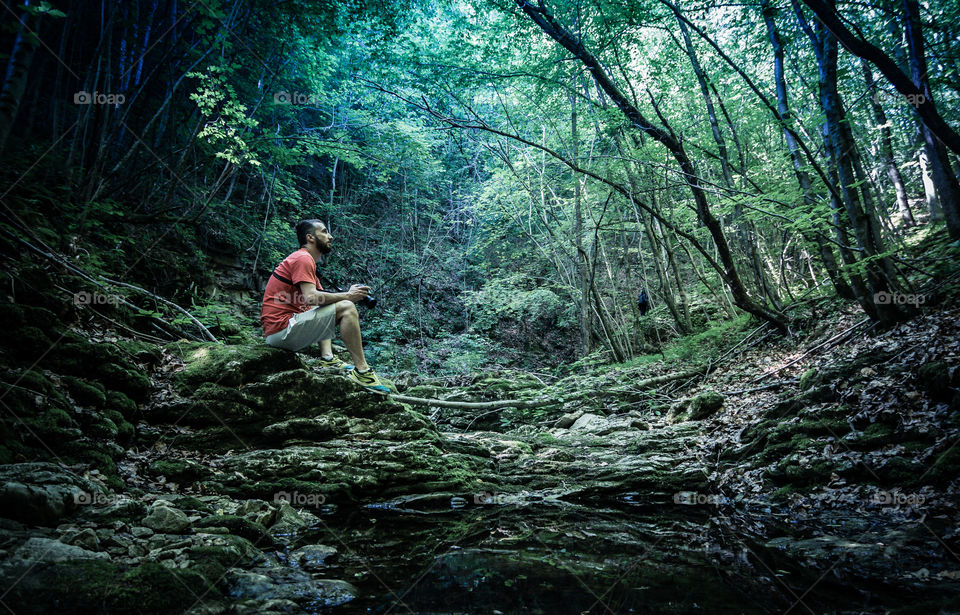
[289,544,337,570]
[0,462,106,525]
[142,505,191,533]
[10,537,109,563]
[570,413,604,431]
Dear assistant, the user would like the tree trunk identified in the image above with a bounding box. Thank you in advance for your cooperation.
[0,9,38,153]
[862,62,915,227]
[901,0,960,239]
[516,0,789,333]
[761,0,855,301]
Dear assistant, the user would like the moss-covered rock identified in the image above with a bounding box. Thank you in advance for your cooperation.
[62,375,107,408]
[99,362,151,401]
[115,339,163,366]
[148,458,210,483]
[687,391,724,420]
[0,462,107,525]
[799,368,820,391]
[167,341,304,391]
[105,390,139,421]
[926,445,960,485]
[917,361,953,401]
[194,514,272,544]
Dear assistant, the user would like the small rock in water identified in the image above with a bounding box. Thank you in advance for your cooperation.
[290,544,337,570]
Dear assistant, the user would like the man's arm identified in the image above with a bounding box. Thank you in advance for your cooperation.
[298,282,370,306]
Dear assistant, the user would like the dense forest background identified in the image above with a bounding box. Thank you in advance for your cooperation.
[2,0,959,375]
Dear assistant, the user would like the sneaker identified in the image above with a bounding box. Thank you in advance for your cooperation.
[348,368,390,394]
[317,356,354,371]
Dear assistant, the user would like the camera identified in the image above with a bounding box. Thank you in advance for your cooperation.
[316,266,376,309]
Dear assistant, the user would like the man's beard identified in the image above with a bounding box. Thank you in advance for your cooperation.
[318,242,332,254]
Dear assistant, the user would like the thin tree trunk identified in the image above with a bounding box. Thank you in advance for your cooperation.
[516,0,789,332]
[862,62,915,227]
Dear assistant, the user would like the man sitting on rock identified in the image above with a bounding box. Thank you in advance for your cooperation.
[260,218,389,393]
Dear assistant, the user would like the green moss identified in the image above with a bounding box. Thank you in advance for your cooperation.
[5,325,55,361]
[688,391,724,420]
[926,446,960,485]
[149,459,210,483]
[876,457,926,486]
[105,390,139,420]
[104,409,135,445]
[24,408,82,444]
[118,561,217,611]
[99,362,151,401]
[172,495,215,514]
[536,432,561,447]
[194,514,271,544]
[114,339,163,365]
[917,361,952,400]
[10,370,70,408]
[166,341,303,391]
[60,442,122,490]
[86,415,119,439]
[799,368,820,391]
[63,375,107,408]
[851,422,898,448]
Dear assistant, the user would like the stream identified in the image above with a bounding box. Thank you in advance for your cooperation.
[278,494,947,614]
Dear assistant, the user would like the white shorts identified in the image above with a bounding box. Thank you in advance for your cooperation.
[264,304,337,352]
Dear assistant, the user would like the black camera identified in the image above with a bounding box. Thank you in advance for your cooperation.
[317,266,377,309]
[332,284,376,309]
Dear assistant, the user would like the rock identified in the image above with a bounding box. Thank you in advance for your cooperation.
[269,500,320,538]
[799,368,820,391]
[148,459,210,483]
[687,391,724,420]
[226,568,355,607]
[236,499,276,527]
[0,462,106,525]
[10,537,109,563]
[194,515,271,544]
[570,413,604,431]
[60,527,101,551]
[554,410,585,429]
[917,361,953,401]
[289,544,337,570]
[167,342,304,391]
[142,505,191,533]
[261,417,347,442]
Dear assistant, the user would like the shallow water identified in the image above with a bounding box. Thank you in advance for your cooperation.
[289,495,955,615]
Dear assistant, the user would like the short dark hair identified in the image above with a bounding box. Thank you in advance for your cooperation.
[296,219,322,247]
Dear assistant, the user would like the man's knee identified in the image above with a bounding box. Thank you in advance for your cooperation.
[335,300,357,320]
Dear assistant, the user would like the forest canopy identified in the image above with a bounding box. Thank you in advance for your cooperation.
[1,0,958,373]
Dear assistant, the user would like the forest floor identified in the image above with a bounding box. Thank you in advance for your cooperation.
[1,285,959,613]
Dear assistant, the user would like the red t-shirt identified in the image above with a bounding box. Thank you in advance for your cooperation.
[261,248,323,336]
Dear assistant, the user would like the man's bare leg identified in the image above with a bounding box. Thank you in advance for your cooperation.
[334,300,369,371]
[318,338,334,359]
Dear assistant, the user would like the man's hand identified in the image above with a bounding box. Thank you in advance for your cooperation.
[344,284,371,303]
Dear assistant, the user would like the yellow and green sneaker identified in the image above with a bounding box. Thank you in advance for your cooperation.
[348,368,390,394]
[317,356,354,371]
